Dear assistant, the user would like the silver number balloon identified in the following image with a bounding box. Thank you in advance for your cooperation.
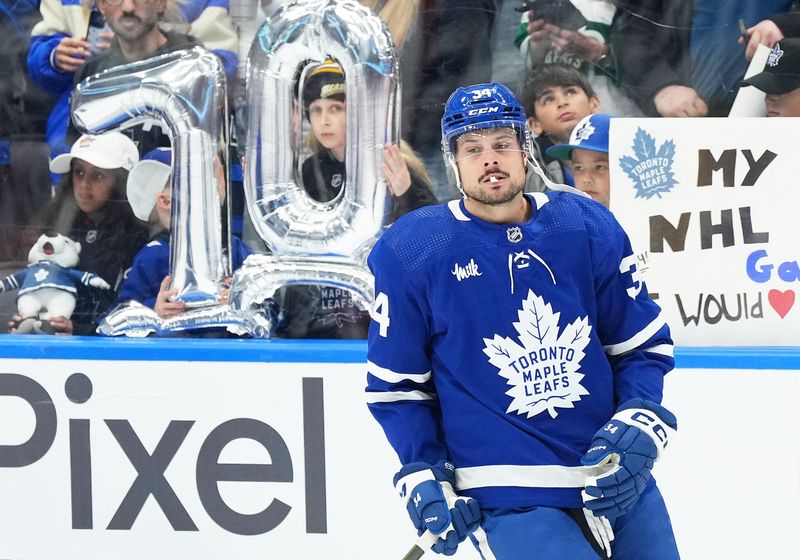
[233,0,400,336]
[71,47,230,308]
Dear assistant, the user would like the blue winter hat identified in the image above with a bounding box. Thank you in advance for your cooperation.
[546,113,611,161]
[127,147,172,221]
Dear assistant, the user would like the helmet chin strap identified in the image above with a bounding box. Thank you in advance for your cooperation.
[524,148,591,199]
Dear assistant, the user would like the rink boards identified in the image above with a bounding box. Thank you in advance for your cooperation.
[0,336,798,560]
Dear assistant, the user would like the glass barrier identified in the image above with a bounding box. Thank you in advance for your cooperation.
[1,0,797,338]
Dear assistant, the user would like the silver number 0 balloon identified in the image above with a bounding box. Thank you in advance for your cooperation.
[229,0,400,336]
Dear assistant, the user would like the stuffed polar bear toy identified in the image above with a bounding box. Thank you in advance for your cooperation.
[0,233,110,334]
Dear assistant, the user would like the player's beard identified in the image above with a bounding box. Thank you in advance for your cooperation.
[461,167,525,206]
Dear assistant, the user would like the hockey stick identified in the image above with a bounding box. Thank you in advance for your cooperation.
[401,530,437,560]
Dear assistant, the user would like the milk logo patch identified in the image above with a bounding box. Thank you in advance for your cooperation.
[618,127,677,199]
[768,43,784,67]
[483,290,591,419]
[452,258,482,281]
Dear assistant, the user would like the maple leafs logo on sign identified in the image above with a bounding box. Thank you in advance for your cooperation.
[618,127,677,199]
[483,290,591,419]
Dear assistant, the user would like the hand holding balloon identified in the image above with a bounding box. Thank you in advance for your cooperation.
[154,276,187,318]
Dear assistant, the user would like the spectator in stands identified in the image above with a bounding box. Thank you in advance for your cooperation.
[0,0,55,262]
[276,59,438,339]
[11,132,148,334]
[520,63,600,189]
[546,112,612,208]
[515,0,643,117]
[611,0,708,117]
[740,38,800,118]
[691,1,793,116]
[119,147,251,318]
[27,0,237,161]
[375,0,498,201]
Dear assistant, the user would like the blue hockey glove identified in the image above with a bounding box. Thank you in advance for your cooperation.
[581,399,677,519]
[394,460,481,556]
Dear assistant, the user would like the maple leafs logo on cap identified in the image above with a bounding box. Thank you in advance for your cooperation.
[482,290,591,419]
[573,120,596,143]
[768,43,784,67]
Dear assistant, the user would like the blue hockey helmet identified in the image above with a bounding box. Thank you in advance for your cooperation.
[441,82,529,155]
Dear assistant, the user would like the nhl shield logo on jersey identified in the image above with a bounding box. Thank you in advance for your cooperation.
[482,289,591,419]
[506,226,522,243]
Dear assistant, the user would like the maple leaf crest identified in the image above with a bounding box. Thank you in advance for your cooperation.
[482,290,592,419]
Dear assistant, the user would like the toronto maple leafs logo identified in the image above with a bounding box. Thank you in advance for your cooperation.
[574,119,596,143]
[618,128,677,199]
[768,43,784,67]
[311,286,362,328]
[482,290,591,419]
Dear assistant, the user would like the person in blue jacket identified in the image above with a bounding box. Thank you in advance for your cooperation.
[26,0,238,164]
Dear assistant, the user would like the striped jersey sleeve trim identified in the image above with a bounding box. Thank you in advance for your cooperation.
[644,343,674,357]
[367,360,431,383]
[455,464,610,490]
[365,390,435,404]
[603,312,667,356]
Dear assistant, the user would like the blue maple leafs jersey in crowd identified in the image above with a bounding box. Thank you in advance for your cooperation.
[118,233,253,309]
[366,191,674,510]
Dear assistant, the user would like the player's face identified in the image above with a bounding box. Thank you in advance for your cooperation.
[308,99,346,160]
[528,85,599,143]
[765,88,800,117]
[71,159,117,215]
[570,148,610,208]
[454,128,527,206]
[98,0,164,43]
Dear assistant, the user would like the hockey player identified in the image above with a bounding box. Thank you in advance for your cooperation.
[365,82,680,559]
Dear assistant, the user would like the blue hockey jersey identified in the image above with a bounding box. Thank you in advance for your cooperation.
[118,233,253,308]
[366,191,674,510]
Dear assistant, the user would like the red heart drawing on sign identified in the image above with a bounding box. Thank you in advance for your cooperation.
[768,289,795,319]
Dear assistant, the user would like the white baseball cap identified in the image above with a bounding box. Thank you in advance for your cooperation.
[126,147,172,221]
[50,132,139,174]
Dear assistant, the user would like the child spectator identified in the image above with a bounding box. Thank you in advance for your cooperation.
[119,147,252,318]
[277,59,438,339]
[515,0,643,118]
[740,39,800,117]
[546,112,611,208]
[520,63,600,189]
[13,132,148,334]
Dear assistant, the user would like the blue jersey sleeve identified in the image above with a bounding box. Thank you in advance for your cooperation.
[366,234,449,467]
[118,243,169,309]
[588,205,674,406]
[27,34,73,95]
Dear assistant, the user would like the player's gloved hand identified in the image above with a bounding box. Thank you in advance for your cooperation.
[394,460,481,556]
[581,399,677,519]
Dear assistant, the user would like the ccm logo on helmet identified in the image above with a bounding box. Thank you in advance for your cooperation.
[467,107,499,116]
